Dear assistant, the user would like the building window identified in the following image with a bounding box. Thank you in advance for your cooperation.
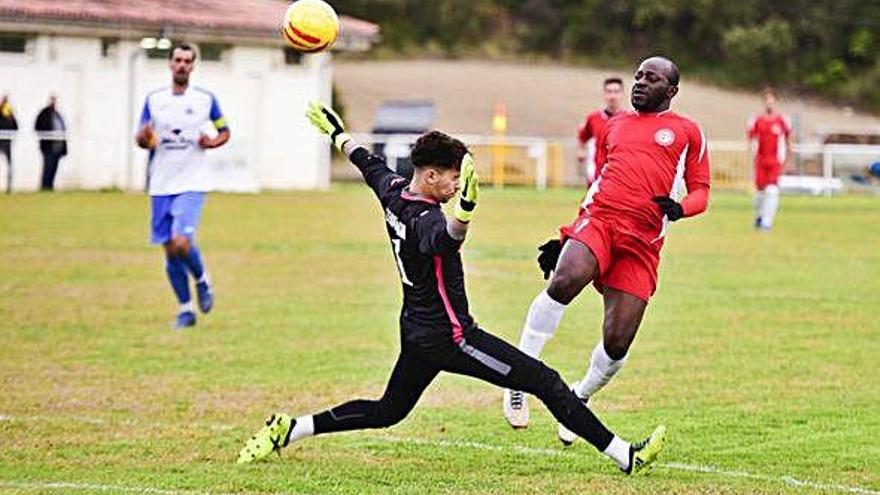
[284,47,302,65]
[0,33,28,53]
[141,37,174,59]
[101,38,119,58]
[199,43,230,62]
[145,47,171,59]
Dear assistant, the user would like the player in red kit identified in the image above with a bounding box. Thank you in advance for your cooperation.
[577,77,626,186]
[747,88,792,231]
[504,57,710,445]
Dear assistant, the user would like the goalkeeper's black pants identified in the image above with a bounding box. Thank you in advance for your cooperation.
[312,326,614,452]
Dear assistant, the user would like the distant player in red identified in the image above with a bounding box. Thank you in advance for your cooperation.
[577,77,626,186]
[747,88,792,231]
[504,57,710,445]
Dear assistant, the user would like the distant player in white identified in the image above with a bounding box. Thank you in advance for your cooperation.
[135,43,231,329]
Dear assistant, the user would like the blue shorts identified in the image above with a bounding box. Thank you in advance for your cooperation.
[150,192,206,245]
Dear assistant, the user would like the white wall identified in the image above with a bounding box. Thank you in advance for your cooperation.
[0,34,332,192]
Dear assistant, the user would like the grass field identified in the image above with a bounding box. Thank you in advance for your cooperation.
[1,187,878,494]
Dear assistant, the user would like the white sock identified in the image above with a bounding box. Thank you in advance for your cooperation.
[517,290,567,358]
[179,301,194,313]
[603,435,631,471]
[574,341,628,399]
[289,415,314,443]
[761,185,780,228]
[754,190,765,220]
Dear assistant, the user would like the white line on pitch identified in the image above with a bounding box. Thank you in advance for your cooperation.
[369,436,879,495]
[2,413,878,495]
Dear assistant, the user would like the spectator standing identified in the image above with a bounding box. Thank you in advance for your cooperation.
[0,95,17,193]
[34,95,67,191]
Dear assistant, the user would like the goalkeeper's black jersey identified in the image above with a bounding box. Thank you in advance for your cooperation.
[349,148,474,348]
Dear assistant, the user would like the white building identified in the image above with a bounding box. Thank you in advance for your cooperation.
[0,0,378,192]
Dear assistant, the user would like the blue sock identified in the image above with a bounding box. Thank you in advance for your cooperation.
[182,245,207,283]
[166,255,191,306]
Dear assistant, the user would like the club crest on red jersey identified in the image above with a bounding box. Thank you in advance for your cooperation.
[654,128,675,146]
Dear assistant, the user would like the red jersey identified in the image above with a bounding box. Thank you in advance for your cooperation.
[747,112,792,166]
[585,110,710,240]
[577,109,615,178]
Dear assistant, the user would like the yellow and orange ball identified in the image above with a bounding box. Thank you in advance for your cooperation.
[282,0,340,53]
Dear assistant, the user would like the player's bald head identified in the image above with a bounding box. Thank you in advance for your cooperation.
[631,56,680,112]
[638,56,679,86]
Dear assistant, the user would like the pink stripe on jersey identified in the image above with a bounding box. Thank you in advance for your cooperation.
[433,255,464,343]
[401,191,438,204]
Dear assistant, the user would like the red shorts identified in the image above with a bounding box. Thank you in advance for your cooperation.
[755,162,781,189]
[560,213,661,302]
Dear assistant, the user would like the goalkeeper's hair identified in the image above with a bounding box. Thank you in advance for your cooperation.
[411,131,469,171]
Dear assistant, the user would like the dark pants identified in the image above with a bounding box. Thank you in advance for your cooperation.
[312,326,614,451]
[40,152,62,191]
[0,143,10,194]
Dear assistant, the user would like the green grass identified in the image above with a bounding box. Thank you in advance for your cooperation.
[0,187,878,494]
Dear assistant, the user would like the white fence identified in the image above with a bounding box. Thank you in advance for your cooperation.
[336,134,880,195]
[4,130,880,194]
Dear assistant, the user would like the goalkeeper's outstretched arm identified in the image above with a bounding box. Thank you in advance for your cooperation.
[306,101,396,199]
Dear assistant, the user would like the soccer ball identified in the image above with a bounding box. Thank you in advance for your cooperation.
[282,0,340,53]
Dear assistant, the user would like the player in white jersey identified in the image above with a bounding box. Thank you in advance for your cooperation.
[135,43,230,330]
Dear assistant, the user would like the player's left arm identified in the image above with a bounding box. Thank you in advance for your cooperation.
[199,94,231,149]
[653,123,710,221]
[783,116,794,170]
[414,153,479,253]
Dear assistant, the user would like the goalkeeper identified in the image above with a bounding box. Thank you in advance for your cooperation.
[238,102,666,475]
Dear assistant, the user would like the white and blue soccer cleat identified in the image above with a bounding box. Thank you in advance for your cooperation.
[172,310,196,330]
[503,389,529,429]
[196,281,213,314]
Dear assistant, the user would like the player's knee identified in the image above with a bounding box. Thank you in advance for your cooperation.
[535,366,569,403]
[163,243,177,258]
[602,334,630,361]
[171,236,191,256]
[375,401,409,428]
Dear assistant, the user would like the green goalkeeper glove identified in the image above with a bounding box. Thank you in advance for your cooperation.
[453,153,479,223]
[306,101,352,152]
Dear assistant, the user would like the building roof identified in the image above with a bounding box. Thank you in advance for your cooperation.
[0,0,379,45]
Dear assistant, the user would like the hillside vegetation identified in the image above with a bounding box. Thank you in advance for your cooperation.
[335,0,880,113]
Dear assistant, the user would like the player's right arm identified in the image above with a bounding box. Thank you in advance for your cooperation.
[306,101,398,201]
[135,97,156,150]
